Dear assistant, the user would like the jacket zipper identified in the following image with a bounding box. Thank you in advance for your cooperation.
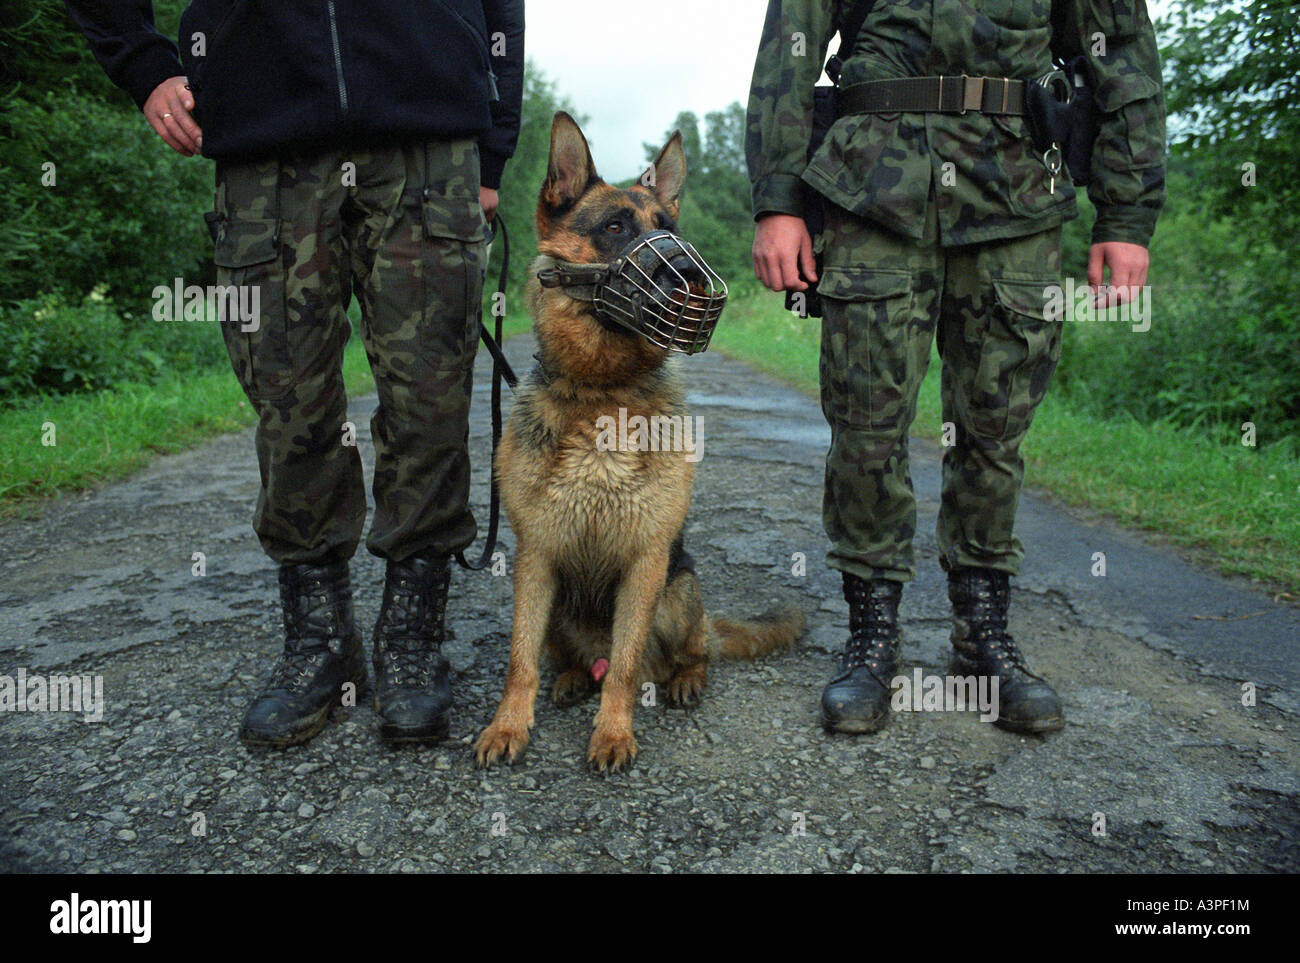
[326,1,350,114]
[439,0,491,73]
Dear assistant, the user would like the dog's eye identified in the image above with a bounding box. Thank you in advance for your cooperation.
[604,220,625,234]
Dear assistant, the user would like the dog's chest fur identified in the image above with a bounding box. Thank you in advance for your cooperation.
[499,370,694,577]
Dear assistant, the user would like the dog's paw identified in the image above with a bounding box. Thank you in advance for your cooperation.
[475,722,530,767]
[666,665,708,708]
[587,726,638,773]
[552,668,594,707]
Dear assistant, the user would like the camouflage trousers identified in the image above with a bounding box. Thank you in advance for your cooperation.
[210,139,487,566]
[817,194,1063,583]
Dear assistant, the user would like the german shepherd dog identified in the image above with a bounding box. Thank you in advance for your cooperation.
[474,113,805,772]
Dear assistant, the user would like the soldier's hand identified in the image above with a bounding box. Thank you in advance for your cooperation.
[1088,241,1149,309]
[480,186,499,222]
[143,76,202,156]
[753,213,818,292]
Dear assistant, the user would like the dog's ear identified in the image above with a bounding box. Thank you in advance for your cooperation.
[542,111,599,212]
[648,131,686,219]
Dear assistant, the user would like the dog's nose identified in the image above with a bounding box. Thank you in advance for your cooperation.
[650,250,707,291]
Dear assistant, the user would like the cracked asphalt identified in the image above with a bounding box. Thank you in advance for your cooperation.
[1,334,1297,873]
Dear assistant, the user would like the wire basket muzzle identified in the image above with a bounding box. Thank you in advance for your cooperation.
[593,230,728,354]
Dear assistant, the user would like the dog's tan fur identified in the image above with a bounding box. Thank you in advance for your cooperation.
[474,112,805,773]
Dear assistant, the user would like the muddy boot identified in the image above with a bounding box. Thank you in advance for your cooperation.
[240,560,368,748]
[372,554,453,744]
[948,568,1064,733]
[819,574,903,734]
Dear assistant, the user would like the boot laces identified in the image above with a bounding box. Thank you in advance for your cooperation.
[271,571,346,691]
[281,572,346,643]
[975,629,1039,679]
[378,639,438,687]
[964,582,1045,682]
[269,647,329,691]
[843,587,899,683]
[376,566,448,687]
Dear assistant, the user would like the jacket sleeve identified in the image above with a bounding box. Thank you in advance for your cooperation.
[1054,0,1166,247]
[745,0,838,219]
[65,0,184,110]
[479,0,525,190]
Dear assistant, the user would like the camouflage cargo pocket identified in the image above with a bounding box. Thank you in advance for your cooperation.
[971,276,1062,440]
[818,267,916,430]
[1094,72,1165,171]
[419,189,487,361]
[212,215,293,401]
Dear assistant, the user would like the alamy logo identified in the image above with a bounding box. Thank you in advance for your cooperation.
[49,893,151,943]
[890,669,1000,722]
[595,407,703,463]
[151,278,260,331]
[0,668,103,722]
[1042,277,1151,333]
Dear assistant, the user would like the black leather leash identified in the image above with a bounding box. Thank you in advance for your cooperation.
[456,215,519,572]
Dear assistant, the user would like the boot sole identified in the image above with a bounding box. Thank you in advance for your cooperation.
[994,714,1065,734]
[819,708,891,735]
[239,703,332,749]
[372,690,451,745]
[378,717,451,745]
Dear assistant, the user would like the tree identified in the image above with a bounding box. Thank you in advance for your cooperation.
[492,63,584,302]
[643,104,756,287]
[1159,0,1300,261]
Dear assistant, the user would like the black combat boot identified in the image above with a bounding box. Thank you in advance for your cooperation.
[372,553,453,744]
[240,560,368,748]
[948,568,1064,733]
[820,574,904,734]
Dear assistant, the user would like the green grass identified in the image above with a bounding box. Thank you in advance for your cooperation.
[712,283,1300,595]
[0,329,378,514]
[0,287,540,517]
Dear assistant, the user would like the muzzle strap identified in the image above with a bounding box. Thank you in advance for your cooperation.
[534,232,727,354]
[536,259,605,302]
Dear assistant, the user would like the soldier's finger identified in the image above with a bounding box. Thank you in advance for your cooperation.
[159,111,196,155]
[757,247,786,292]
[778,249,807,292]
[798,232,818,284]
[759,252,780,289]
[148,113,189,156]
[1086,245,1105,291]
[167,88,203,149]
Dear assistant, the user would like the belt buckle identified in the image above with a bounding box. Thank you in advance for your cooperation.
[961,74,984,115]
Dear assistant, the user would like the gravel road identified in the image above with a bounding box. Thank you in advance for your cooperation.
[1,334,1296,873]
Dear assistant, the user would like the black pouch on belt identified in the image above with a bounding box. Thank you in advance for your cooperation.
[1025,70,1073,155]
[1025,56,1099,187]
[1059,54,1099,186]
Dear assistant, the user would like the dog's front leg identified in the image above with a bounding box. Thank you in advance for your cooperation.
[475,543,556,766]
[588,551,668,772]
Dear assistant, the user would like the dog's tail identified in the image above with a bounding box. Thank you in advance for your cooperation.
[705,604,806,661]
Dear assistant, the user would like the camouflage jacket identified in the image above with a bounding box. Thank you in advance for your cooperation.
[745,0,1166,247]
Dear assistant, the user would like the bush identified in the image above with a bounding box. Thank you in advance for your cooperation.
[0,91,214,309]
[0,285,227,400]
[1053,170,1299,450]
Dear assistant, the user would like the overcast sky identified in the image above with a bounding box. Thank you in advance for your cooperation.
[522,0,1173,182]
